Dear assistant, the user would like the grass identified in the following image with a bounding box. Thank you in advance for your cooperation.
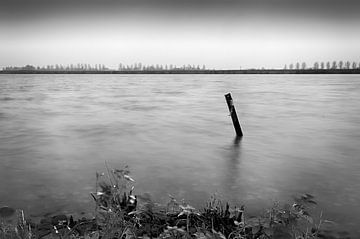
[0,166,350,239]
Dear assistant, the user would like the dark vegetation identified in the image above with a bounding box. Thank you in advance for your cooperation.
[2,60,360,74]
[1,69,360,74]
[0,166,351,239]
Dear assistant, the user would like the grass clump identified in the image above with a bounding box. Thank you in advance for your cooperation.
[0,166,348,239]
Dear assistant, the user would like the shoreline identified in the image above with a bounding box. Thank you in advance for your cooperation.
[0,167,346,239]
[1,69,360,74]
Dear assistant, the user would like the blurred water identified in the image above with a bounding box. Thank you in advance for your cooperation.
[0,74,360,235]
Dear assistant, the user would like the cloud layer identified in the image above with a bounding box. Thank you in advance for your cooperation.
[1,0,359,68]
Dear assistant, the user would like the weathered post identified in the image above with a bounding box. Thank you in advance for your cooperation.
[225,93,243,137]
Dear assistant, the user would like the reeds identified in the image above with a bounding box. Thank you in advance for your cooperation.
[0,166,347,239]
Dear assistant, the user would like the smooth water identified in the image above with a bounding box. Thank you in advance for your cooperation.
[1,74,359,235]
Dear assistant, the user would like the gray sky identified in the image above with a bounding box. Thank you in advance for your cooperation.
[1,0,359,69]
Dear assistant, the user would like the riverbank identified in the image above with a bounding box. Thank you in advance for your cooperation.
[0,167,349,239]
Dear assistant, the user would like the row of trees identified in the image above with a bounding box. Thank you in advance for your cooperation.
[2,63,208,71]
[118,63,207,71]
[284,61,360,70]
[3,64,109,71]
[3,61,359,72]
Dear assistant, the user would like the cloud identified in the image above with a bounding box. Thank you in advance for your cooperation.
[1,0,359,22]
[1,0,359,68]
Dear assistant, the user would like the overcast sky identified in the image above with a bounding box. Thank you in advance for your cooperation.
[1,0,359,69]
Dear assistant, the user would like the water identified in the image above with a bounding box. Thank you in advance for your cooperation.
[1,74,359,235]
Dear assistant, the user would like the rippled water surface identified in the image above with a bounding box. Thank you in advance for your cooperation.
[1,74,360,235]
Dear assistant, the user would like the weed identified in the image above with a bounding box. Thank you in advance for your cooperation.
[0,167,348,239]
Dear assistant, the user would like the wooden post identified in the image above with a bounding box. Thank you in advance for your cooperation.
[225,93,243,137]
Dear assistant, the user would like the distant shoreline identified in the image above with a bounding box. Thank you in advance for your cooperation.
[1,69,360,74]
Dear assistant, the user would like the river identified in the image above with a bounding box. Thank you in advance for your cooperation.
[0,74,359,236]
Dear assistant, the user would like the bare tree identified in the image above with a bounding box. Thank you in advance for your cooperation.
[289,63,294,70]
[296,62,300,70]
[320,62,325,69]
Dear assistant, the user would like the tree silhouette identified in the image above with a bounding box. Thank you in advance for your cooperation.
[301,62,306,70]
[345,61,351,69]
[296,62,300,70]
[352,62,357,69]
[332,61,337,69]
[326,62,330,69]
[313,62,319,70]
[289,63,294,70]
[339,61,343,69]
[320,62,325,69]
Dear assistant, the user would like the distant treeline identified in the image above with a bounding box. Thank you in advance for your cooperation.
[284,60,360,70]
[1,69,360,74]
[284,61,360,70]
[2,64,109,72]
[1,63,208,72]
[1,60,360,74]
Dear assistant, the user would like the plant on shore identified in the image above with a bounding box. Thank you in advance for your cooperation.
[0,166,348,239]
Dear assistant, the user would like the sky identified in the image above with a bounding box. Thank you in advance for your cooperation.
[0,0,360,69]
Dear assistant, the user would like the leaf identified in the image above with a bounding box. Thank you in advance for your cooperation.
[234,220,244,226]
[193,232,207,239]
[178,211,186,217]
[211,229,226,239]
[167,226,178,230]
[304,193,314,199]
[128,210,142,216]
[124,175,135,182]
[179,205,195,211]
[323,219,336,224]
[307,200,317,205]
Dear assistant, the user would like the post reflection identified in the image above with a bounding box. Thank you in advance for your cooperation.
[218,136,243,202]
